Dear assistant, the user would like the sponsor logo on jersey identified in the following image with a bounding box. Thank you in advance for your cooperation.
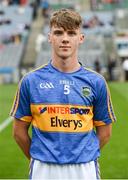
[39,106,90,115]
[82,87,91,97]
[51,116,82,130]
[31,104,93,132]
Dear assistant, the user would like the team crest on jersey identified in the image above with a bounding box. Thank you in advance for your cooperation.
[82,87,91,97]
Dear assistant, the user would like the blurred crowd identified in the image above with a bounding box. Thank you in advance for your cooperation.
[1,0,128,83]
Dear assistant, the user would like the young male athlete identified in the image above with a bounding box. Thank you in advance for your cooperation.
[10,8,116,179]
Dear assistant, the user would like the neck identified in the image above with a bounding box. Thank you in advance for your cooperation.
[51,56,80,73]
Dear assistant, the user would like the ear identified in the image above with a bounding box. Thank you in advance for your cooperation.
[79,34,85,44]
[48,32,51,43]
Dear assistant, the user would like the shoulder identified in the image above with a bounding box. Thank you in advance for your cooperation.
[18,63,49,88]
[22,63,49,81]
[82,68,109,100]
[82,67,106,85]
[27,63,49,78]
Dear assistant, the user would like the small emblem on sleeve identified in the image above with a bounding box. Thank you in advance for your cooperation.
[82,87,91,97]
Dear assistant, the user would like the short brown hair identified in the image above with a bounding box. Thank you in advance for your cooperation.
[50,9,82,30]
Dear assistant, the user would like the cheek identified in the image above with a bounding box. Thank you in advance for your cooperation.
[51,39,60,49]
[71,38,80,47]
[52,37,60,44]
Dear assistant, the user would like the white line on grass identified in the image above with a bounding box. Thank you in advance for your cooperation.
[0,117,13,132]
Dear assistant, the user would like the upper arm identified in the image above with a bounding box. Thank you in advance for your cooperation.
[96,123,112,148]
[96,123,112,138]
[10,76,32,123]
[93,77,116,127]
[13,118,30,136]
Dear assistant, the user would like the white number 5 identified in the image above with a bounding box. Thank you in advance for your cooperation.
[64,85,70,94]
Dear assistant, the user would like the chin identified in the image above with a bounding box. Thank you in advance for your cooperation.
[58,53,70,59]
[60,56,69,60]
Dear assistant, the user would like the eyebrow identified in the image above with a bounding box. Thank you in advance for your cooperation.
[67,30,77,34]
[53,29,77,34]
[53,30,63,34]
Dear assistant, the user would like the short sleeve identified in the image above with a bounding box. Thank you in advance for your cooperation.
[93,77,116,127]
[10,76,32,123]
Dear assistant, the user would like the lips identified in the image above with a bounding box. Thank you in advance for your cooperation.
[59,46,71,48]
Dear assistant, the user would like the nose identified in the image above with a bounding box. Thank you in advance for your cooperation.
[62,33,69,44]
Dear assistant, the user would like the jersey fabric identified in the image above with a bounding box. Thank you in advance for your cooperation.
[10,62,116,164]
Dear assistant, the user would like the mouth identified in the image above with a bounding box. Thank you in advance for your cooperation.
[59,46,71,49]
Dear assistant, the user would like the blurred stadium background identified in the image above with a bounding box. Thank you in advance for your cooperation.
[0,0,128,179]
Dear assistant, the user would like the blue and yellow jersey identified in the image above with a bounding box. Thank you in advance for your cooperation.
[10,62,116,164]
